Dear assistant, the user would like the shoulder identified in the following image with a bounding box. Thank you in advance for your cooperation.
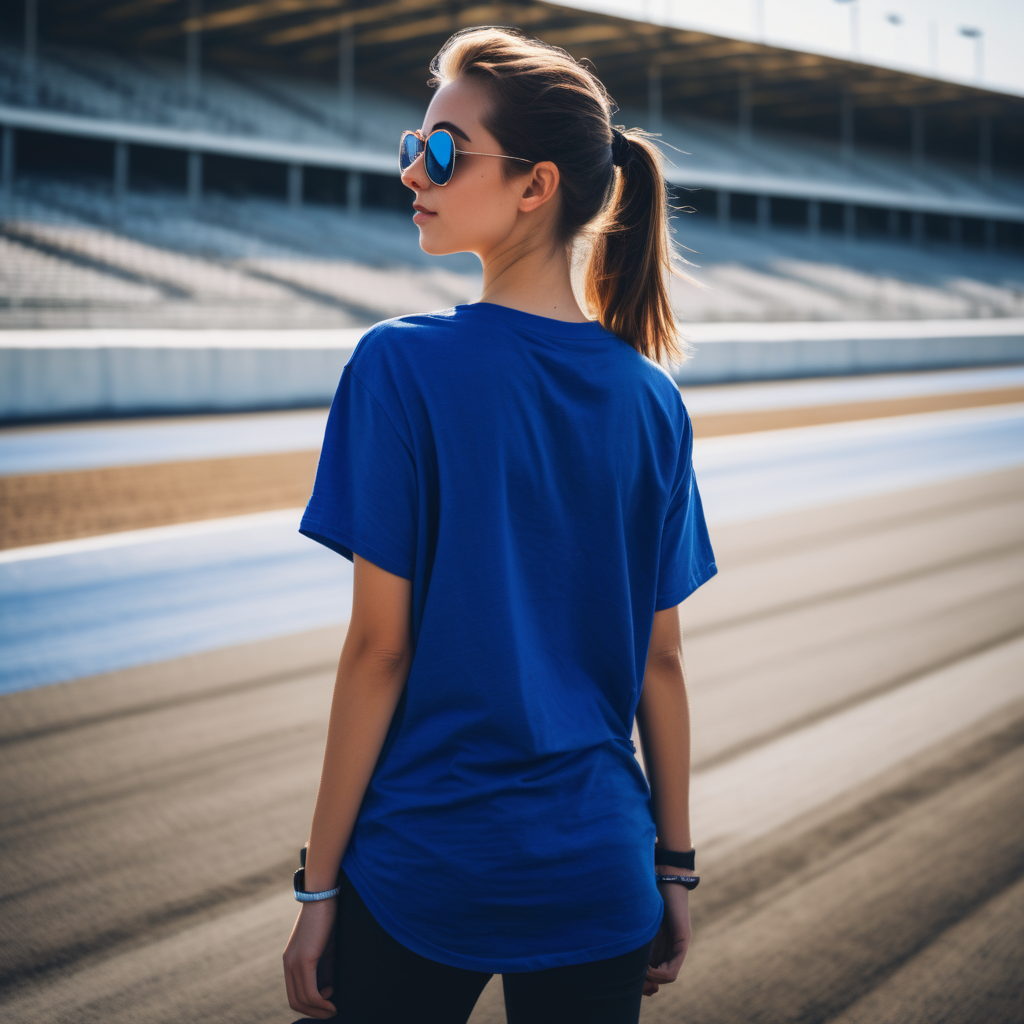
[614,343,688,428]
[613,345,695,473]
[343,307,461,405]
[348,308,461,373]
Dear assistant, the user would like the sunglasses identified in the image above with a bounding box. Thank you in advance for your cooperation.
[399,128,533,186]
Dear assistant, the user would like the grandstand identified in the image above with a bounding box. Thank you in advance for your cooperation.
[0,0,1023,330]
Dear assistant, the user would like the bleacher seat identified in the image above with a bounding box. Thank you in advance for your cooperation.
[0,38,1022,329]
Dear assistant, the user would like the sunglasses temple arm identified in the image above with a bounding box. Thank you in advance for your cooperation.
[456,150,533,163]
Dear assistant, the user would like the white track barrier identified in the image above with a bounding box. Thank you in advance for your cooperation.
[2,320,1023,420]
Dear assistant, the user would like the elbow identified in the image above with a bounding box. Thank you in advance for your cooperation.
[367,643,412,677]
[646,648,683,677]
[342,629,413,685]
[641,650,688,706]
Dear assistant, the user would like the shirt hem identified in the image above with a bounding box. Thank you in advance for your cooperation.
[655,560,718,611]
[342,855,665,974]
[299,515,413,581]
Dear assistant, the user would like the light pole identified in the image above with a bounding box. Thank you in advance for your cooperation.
[834,0,859,56]
[752,0,765,42]
[959,26,983,82]
[186,0,202,104]
[339,25,355,136]
[23,0,37,105]
[885,12,902,60]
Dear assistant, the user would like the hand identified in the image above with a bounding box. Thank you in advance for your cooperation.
[283,898,338,1019]
[644,882,691,996]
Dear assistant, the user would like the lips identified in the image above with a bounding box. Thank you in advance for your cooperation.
[413,204,435,214]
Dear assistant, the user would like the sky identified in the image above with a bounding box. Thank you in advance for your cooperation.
[570,0,1024,97]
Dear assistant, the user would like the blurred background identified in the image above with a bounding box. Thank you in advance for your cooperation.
[1,1,1022,1022]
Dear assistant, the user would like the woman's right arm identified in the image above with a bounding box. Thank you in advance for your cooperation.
[282,553,414,1019]
[635,603,694,997]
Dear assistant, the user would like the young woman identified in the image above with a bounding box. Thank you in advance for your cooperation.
[282,25,716,1024]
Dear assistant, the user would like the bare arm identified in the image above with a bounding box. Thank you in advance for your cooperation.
[636,604,692,852]
[635,603,694,996]
[283,553,414,1019]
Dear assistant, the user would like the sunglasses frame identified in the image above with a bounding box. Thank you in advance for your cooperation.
[399,128,534,187]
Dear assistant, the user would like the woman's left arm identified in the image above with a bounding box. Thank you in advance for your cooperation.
[635,603,694,997]
[282,553,414,1020]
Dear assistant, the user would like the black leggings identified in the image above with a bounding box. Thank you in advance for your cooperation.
[304,869,654,1024]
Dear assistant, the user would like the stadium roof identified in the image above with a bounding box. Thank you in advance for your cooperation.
[23,0,1024,141]
[3,0,1022,222]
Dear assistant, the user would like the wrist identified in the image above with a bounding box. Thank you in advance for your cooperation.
[299,848,340,893]
[655,845,696,871]
[292,866,342,902]
[299,895,337,908]
[303,872,338,891]
[654,845,699,890]
[655,871,700,890]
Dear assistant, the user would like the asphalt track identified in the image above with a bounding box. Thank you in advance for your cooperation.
[2,375,1024,1022]
[1,459,1022,1023]
[3,365,1023,476]
[3,402,1024,693]
[4,367,1023,553]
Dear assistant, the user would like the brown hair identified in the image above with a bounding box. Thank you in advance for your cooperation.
[428,25,692,367]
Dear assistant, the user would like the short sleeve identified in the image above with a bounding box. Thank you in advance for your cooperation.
[299,365,417,580]
[655,413,717,610]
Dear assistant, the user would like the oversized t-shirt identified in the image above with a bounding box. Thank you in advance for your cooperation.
[300,301,717,973]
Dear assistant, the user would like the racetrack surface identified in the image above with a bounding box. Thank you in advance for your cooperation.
[1,465,1022,1023]
[3,365,1023,551]
[3,366,1023,477]
[4,402,1023,693]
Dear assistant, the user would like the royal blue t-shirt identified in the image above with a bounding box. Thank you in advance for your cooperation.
[300,301,717,973]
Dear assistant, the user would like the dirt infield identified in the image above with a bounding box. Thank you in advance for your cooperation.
[0,450,319,550]
[691,385,1024,437]
[2,386,1022,551]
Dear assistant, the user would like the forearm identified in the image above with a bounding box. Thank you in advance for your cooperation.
[635,654,692,853]
[302,638,411,892]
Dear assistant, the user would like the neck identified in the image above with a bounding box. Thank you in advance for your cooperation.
[478,232,590,323]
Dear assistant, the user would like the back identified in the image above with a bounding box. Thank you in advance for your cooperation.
[301,301,716,972]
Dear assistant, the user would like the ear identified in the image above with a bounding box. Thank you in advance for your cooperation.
[517,160,560,214]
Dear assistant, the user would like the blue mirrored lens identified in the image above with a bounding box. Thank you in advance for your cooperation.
[399,134,421,171]
[425,131,455,184]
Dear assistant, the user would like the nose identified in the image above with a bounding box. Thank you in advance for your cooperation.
[401,149,429,193]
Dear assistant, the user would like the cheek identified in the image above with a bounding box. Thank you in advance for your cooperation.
[442,171,517,236]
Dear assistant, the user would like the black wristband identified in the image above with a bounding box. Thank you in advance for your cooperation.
[654,847,695,870]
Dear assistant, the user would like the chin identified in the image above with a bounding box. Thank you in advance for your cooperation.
[419,234,459,257]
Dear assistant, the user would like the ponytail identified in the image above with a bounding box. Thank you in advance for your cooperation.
[583,128,690,366]
[429,27,694,368]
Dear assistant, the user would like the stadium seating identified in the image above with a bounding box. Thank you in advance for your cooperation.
[1,37,1022,329]
[0,37,419,147]
[2,172,1023,329]
[3,36,1021,216]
